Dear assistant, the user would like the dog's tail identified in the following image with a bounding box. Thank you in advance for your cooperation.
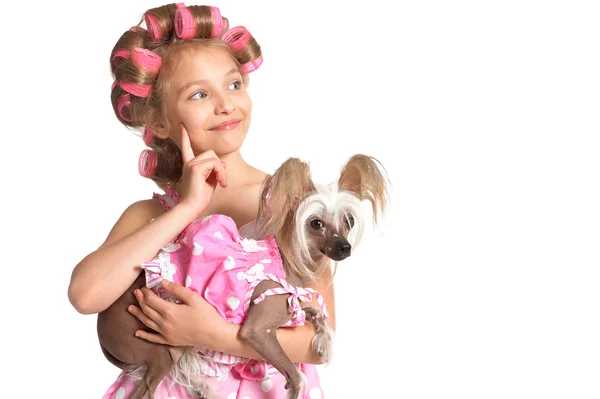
[170,350,216,398]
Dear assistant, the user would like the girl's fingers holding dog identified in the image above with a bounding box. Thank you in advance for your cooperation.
[134,330,169,345]
[160,279,199,305]
[134,288,164,320]
[137,286,178,318]
[128,304,161,332]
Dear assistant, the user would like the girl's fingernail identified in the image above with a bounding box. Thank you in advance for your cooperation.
[128,306,134,312]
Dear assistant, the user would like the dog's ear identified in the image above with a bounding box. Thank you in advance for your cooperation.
[259,157,315,236]
[338,154,389,224]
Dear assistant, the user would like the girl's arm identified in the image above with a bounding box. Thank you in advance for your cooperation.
[131,266,336,364]
[68,200,199,314]
[69,145,227,315]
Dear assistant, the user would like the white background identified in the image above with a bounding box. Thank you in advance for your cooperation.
[2,0,599,398]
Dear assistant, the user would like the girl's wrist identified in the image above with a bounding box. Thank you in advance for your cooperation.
[209,320,240,354]
[171,201,204,223]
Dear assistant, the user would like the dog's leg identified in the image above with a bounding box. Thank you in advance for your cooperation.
[98,272,175,399]
[240,280,303,399]
[304,307,334,364]
[129,348,175,399]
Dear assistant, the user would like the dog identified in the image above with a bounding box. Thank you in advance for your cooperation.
[97,153,389,399]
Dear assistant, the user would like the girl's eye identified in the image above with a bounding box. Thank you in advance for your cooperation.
[190,92,206,100]
[229,81,241,90]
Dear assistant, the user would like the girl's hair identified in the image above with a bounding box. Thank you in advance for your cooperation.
[109,3,262,188]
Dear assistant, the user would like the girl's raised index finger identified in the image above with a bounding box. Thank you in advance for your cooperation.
[180,124,195,164]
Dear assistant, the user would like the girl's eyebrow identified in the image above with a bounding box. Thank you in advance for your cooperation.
[178,68,240,95]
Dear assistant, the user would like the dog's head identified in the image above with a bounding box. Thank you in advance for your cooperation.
[259,154,389,281]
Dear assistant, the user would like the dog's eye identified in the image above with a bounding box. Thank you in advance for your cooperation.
[345,214,355,228]
[311,219,324,229]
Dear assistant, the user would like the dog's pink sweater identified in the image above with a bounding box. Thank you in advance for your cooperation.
[102,186,327,399]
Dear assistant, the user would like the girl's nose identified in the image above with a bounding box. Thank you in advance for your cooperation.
[215,95,235,115]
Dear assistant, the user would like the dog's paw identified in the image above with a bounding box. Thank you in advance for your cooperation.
[304,307,324,333]
[311,325,334,364]
[285,368,306,399]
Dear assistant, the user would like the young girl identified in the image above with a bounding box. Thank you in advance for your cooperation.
[67,3,333,398]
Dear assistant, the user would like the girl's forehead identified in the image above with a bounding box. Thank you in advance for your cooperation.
[169,46,238,84]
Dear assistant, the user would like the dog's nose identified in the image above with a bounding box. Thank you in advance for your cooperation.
[335,241,351,258]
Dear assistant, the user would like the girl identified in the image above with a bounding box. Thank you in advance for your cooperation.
[67,3,332,398]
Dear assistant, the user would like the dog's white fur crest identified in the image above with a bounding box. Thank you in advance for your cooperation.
[295,183,364,278]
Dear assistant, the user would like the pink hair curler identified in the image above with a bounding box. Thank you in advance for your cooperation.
[240,55,263,74]
[117,94,133,122]
[142,125,154,146]
[144,13,162,41]
[210,6,223,37]
[138,149,158,178]
[131,48,162,73]
[111,49,130,68]
[175,3,196,39]
[120,81,152,98]
[111,80,117,90]
[221,26,251,51]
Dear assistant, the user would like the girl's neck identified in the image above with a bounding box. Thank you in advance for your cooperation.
[216,150,256,187]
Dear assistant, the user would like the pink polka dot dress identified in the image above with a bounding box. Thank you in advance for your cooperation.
[102,186,326,399]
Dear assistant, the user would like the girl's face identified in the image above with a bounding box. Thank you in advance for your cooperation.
[164,45,252,156]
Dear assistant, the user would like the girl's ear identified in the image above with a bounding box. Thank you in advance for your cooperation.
[338,154,390,224]
[153,128,169,139]
[146,110,169,139]
[151,122,169,139]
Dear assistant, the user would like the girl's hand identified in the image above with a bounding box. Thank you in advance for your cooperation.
[128,279,225,348]
[177,124,227,218]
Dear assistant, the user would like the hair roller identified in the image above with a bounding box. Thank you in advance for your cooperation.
[221,17,230,34]
[111,49,130,69]
[222,26,251,51]
[209,6,224,37]
[142,125,154,146]
[222,26,263,73]
[117,94,133,122]
[240,56,263,74]
[138,149,158,178]
[144,13,163,41]
[174,3,196,39]
[131,48,162,73]
[143,3,181,42]
[119,81,152,98]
